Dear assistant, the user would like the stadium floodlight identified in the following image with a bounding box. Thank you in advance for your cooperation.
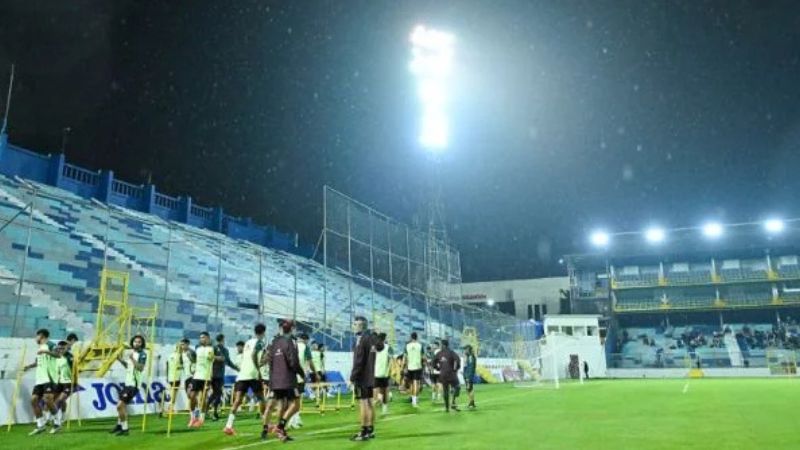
[644,227,666,244]
[487,298,496,306]
[764,218,785,234]
[409,25,455,151]
[702,221,724,239]
[590,230,610,247]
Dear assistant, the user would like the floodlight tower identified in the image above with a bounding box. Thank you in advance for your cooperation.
[410,25,455,306]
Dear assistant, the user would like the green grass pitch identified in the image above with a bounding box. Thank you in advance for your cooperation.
[5,378,798,449]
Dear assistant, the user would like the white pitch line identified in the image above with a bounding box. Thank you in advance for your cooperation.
[682,382,690,394]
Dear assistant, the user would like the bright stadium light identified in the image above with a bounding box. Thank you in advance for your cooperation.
[487,298,496,306]
[702,221,724,239]
[409,25,455,151]
[645,227,666,244]
[590,230,610,247]
[764,218,785,234]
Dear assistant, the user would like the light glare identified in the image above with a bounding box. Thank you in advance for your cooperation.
[765,219,785,233]
[590,230,610,247]
[702,222,724,238]
[410,25,455,151]
[645,227,666,243]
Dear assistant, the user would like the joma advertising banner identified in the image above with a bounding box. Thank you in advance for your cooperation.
[0,377,188,425]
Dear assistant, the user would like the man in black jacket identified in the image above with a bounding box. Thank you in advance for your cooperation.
[433,339,461,412]
[350,315,383,441]
[261,319,304,442]
[208,334,239,421]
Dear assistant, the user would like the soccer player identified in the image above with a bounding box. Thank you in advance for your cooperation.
[261,319,304,442]
[224,323,267,436]
[164,340,185,416]
[426,343,442,402]
[209,334,239,421]
[463,344,477,409]
[188,332,215,427]
[311,342,327,398]
[110,335,147,436]
[288,332,314,429]
[404,332,424,407]
[433,339,461,412]
[180,338,196,398]
[350,316,383,441]
[24,328,57,435]
[373,332,392,415]
[50,341,74,433]
[259,339,271,402]
[52,333,78,429]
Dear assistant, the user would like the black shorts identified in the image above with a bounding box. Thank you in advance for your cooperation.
[119,386,139,404]
[270,388,298,400]
[234,379,264,397]
[407,369,423,381]
[32,383,54,397]
[298,382,305,394]
[55,383,73,396]
[353,384,374,400]
[375,377,389,388]
[185,377,194,391]
[431,373,439,384]
[191,378,210,392]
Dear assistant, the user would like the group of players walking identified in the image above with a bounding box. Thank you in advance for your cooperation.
[22,316,478,442]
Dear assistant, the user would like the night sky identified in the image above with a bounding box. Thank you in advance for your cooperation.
[1,1,800,281]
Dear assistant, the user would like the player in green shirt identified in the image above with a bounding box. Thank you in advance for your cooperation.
[374,333,392,415]
[49,341,74,434]
[53,333,79,427]
[188,331,215,428]
[223,323,267,436]
[24,329,58,435]
[288,333,315,429]
[110,334,147,436]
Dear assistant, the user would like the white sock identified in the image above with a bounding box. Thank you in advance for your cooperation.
[121,420,128,431]
[44,411,52,423]
[117,418,122,425]
[56,410,64,423]
[36,417,45,428]
[226,413,235,428]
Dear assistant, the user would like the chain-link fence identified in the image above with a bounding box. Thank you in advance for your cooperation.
[321,186,517,356]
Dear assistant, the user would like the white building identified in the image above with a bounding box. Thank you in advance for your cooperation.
[539,314,607,379]
[461,277,568,321]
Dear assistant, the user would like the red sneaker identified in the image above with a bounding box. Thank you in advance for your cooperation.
[223,426,236,436]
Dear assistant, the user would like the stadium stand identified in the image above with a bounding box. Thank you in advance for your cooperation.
[0,173,454,349]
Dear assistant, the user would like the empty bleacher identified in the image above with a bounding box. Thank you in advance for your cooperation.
[0,174,455,350]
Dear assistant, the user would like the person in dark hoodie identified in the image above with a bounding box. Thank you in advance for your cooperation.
[261,319,304,442]
[433,339,461,412]
[350,315,384,441]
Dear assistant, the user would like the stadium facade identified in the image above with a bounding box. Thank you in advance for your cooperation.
[566,228,800,374]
